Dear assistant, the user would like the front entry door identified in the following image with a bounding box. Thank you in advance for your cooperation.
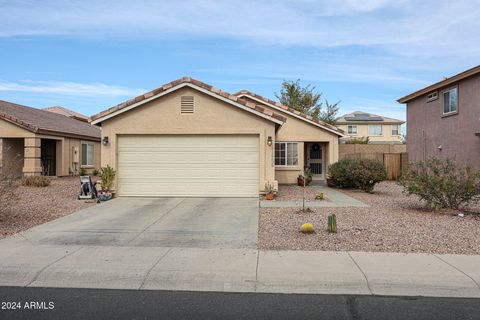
[307,143,323,180]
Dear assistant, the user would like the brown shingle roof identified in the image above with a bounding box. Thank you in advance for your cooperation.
[43,106,89,122]
[235,90,344,136]
[0,100,100,140]
[90,77,287,124]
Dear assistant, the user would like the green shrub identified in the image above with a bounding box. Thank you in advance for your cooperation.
[92,169,99,176]
[21,176,51,187]
[345,137,369,144]
[79,167,87,176]
[398,158,480,210]
[99,165,116,191]
[328,158,387,193]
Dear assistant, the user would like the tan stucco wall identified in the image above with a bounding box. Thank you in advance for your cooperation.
[241,96,340,184]
[99,87,277,193]
[337,123,402,143]
[0,118,100,177]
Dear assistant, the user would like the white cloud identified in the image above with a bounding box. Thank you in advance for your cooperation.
[0,80,145,97]
[0,0,479,58]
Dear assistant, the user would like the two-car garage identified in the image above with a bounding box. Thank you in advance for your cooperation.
[117,135,260,197]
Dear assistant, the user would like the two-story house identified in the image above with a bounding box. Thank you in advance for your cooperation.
[398,65,480,169]
[336,111,405,144]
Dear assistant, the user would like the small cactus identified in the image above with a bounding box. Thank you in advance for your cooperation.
[328,214,337,233]
[300,223,314,234]
[315,192,324,200]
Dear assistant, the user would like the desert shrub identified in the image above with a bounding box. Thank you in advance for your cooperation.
[328,158,387,193]
[398,157,480,209]
[21,176,51,187]
[99,165,116,191]
[79,167,87,176]
[0,152,22,210]
[345,137,369,144]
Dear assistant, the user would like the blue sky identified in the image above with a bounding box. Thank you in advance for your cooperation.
[0,0,479,121]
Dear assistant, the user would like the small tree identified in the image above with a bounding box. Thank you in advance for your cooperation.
[398,158,480,210]
[0,149,22,212]
[275,79,340,125]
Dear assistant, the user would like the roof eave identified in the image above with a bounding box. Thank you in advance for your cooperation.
[398,65,480,104]
[0,113,38,133]
[91,82,285,126]
[236,93,345,137]
[36,129,101,141]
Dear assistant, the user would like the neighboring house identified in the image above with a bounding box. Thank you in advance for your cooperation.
[43,106,90,122]
[336,111,405,144]
[0,100,101,177]
[90,77,344,197]
[398,65,480,169]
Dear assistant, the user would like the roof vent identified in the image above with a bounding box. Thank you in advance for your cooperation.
[181,96,194,114]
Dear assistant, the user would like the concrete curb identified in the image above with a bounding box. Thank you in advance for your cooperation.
[1,244,479,298]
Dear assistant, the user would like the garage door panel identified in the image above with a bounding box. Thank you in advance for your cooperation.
[119,151,258,164]
[117,135,259,197]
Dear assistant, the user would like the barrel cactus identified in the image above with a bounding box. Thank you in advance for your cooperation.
[328,214,337,233]
[300,223,314,234]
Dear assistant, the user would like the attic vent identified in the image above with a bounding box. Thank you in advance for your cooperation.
[427,91,438,102]
[181,96,195,114]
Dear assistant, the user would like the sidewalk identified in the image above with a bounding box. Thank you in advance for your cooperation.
[0,236,479,298]
[260,185,369,208]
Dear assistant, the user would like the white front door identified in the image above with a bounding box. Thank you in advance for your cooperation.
[307,143,324,180]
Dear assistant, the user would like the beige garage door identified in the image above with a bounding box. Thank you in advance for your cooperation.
[117,135,259,197]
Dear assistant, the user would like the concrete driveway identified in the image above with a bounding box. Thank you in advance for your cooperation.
[19,197,259,249]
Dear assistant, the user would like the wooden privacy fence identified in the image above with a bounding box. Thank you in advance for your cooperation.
[339,144,408,180]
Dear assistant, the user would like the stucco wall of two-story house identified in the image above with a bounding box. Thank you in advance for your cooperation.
[337,123,403,143]
[406,73,480,169]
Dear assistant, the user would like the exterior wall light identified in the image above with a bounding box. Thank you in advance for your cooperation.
[102,136,109,146]
[267,136,273,146]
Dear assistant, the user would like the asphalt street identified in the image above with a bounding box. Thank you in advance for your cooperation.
[0,287,479,320]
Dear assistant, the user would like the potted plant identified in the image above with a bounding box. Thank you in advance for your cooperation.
[98,165,116,201]
[297,168,313,186]
[264,181,275,200]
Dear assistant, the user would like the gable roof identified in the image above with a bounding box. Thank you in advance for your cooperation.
[336,111,404,124]
[43,106,89,122]
[90,77,287,126]
[234,90,345,137]
[0,100,101,140]
[398,65,480,103]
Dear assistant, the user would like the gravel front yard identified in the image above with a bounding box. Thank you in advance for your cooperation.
[259,181,480,254]
[0,177,96,239]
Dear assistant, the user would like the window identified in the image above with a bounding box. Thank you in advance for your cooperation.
[347,125,357,135]
[443,88,457,114]
[391,124,400,136]
[427,91,438,102]
[275,142,298,166]
[368,124,383,136]
[81,142,94,167]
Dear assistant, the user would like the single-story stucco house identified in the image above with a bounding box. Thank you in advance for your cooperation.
[90,77,345,197]
[0,100,101,177]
